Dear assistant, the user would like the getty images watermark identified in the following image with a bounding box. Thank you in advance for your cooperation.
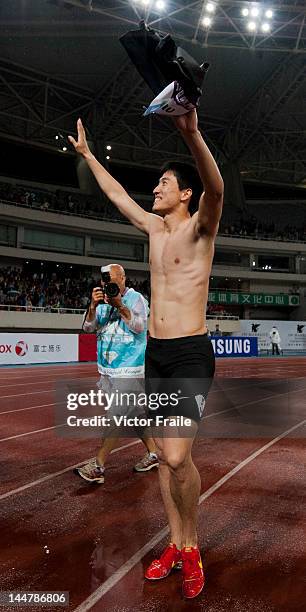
[54,376,306,439]
[54,377,213,438]
[65,387,187,428]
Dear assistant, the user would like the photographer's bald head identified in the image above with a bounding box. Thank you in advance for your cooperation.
[101,264,126,295]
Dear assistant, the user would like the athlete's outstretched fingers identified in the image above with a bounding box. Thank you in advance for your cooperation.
[68,119,89,156]
[77,117,85,133]
[68,135,77,147]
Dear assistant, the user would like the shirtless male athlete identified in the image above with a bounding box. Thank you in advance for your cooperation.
[69,110,223,599]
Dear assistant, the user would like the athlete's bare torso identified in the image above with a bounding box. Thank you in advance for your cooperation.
[148,214,214,339]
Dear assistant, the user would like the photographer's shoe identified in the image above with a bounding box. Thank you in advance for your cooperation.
[76,460,105,484]
[181,546,205,599]
[134,452,159,472]
[145,543,182,580]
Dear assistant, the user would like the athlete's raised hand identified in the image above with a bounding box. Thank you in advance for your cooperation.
[68,118,91,157]
[172,109,198,135]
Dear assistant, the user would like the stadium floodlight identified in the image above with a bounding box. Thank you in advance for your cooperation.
[261,22,270,32]
[265,9,273,18]
[106,145,112,150]
[247,21,257,31]
[55,135,59,140]
[250,6,260,17]
[106,155,110,160]
[202,16,212,27]
[62,146,67,152]
[141,0,150,5]
[241,8,249,17]
[206,3,215,13]
[155,0,166,9]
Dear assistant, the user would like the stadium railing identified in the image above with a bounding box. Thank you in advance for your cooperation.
[0,304,84,314]
[1,198,306,243]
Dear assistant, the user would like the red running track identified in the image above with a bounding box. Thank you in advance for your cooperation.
[0,358,305,612]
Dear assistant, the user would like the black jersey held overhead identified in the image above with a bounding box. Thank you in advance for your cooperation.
[119,20,210,108]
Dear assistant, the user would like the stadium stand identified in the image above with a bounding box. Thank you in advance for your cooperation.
[1,179,305,243]
[219,205,306,243]
[0,265,150,311]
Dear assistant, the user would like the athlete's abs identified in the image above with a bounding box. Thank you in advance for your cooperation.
[149,227,212,338]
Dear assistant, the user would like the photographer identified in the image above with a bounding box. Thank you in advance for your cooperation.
[76,263,158,484]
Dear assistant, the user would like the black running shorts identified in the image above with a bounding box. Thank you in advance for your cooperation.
[145,334,215,423]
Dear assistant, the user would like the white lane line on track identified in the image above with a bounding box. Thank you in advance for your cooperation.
[1,386,305,500]
[0,380,93,398]
[0,361,97,375]
[0,372,95,382]
[0,403,57,415]
[0,440,142,501]
[0,376,97,390]
[0,380,70,388]
[0,424,64,443]
[0,366,97,382]
[0,364,94,372]
[0,376,96,388]
[0,390,53,399]
[74,416,306,612]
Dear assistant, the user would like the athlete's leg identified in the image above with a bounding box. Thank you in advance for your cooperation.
[154,435,183,549]
[155,424,199,548]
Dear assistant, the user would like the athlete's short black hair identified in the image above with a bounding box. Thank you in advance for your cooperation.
[160,161,202,213]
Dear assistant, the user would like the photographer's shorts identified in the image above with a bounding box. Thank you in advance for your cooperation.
[145,334,215,423]
[97,375,147,437]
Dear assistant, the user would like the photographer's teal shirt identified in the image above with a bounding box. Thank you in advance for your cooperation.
[83,288,149,377]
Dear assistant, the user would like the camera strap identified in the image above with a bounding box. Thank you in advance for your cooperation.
[105,305,116,326]
[82,301,116,331]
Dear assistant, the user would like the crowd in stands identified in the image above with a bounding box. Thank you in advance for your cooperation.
[1,180,305,243]
[0,266,88,310]
[0,267,150,311]
[219,216,306,243]
[0,181,126,222]
[0,266,240,319]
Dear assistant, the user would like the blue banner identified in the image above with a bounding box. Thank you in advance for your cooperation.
[211,336,258,358]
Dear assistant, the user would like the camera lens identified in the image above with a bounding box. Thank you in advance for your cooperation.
[105,283,120,298]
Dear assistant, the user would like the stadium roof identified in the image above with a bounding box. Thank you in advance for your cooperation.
[0,0,305,186]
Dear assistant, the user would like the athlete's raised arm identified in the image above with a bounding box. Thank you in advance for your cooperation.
[69,119,151,234]
[173,110,224,237]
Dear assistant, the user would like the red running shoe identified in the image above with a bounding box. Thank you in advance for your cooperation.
[181,546,205,599]
[145,543,182,580]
